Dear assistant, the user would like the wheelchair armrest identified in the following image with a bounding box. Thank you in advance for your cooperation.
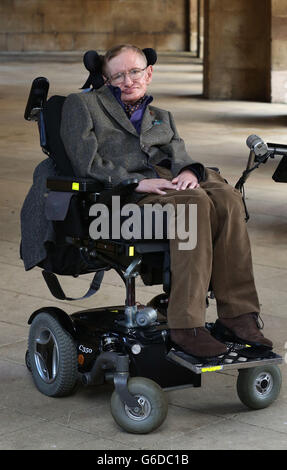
[46,176,104,193]
[96,178,139,205]
[46,176,138,202]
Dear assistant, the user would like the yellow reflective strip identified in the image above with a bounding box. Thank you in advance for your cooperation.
[129,246,134,256]
[201,366,223,373]
[72,182,80,191]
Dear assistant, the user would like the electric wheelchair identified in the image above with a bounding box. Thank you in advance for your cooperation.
[22,50,283,434]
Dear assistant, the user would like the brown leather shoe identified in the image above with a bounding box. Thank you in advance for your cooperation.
[170,327,228,358]
[217,313,273,349]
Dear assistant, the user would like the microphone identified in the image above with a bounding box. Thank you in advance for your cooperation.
[246,134,269,158]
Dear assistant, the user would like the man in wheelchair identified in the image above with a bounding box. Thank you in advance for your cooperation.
[58,43,272,358]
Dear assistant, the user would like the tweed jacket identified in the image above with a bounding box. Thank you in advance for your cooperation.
[60,85,205,193]
[20,158,57,270]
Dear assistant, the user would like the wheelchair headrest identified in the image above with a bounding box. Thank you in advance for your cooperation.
[81,48,157,90]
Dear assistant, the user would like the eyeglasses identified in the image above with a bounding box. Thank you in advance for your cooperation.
[108,67,148,85]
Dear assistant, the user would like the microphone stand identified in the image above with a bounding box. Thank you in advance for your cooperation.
[235,150,272,221]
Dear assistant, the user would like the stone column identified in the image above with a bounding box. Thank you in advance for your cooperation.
[203,0,271,101]
[189,0,204,58]
[271,0,287,103]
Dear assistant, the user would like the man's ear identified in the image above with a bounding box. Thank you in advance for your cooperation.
[146,65,153,84]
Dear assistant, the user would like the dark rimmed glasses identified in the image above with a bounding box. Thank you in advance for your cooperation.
[108,67,148,85]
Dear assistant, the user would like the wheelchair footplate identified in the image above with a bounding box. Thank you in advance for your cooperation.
[167,345,282,375]
[167,331,282,375]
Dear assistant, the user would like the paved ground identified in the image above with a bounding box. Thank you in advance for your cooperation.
[0,53,286,450]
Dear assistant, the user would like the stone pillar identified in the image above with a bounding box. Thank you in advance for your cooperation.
[271,0,287,103]
[203,0,271,101]
[189,0,204,58]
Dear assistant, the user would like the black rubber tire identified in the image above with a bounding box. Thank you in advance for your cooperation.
[25,349,31,372]
[237,365,282,410]
[28,312,78,397]
[110,377,168,434]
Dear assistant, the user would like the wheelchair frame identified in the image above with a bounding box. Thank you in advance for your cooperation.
[23,74,283,434]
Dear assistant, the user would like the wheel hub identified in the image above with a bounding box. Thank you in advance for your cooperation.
[125,395,152,421]
[34,327,59,383]
[255,372,273,397]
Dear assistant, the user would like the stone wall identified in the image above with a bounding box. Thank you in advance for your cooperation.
[0,0,188,52]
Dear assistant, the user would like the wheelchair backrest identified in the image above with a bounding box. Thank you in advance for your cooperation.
[42,96,75,177]
[24,76,75,177]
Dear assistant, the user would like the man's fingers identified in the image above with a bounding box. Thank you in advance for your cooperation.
[155,188,167,195]
[176,180,199,190]
[161,182,177,191]
[176,179,188,190]
[135,178,178,194]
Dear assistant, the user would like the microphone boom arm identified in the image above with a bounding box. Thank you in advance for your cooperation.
[235,134,287,221]
[235,149,272,191]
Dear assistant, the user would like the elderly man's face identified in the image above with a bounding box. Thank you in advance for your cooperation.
[105,49,153,104]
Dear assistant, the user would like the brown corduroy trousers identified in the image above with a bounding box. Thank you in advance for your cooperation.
[138,168,260,328]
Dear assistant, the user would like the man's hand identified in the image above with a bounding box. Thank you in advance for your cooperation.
[135,170,199,195]
[135,178,176,195]
[172,169,199,190]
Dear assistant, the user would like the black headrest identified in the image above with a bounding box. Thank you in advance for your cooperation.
[81,51,105,90]
[142,48,157,67]
[81,48,157,90]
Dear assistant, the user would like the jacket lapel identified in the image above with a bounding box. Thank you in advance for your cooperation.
[97,86,139,137]
[140,107,154,135]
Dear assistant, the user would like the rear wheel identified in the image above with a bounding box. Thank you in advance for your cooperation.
[28,312,78,397]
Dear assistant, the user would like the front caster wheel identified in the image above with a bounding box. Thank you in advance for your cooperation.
[237,365,282,410]
[28,312,78,397]
[110,377,168,434]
